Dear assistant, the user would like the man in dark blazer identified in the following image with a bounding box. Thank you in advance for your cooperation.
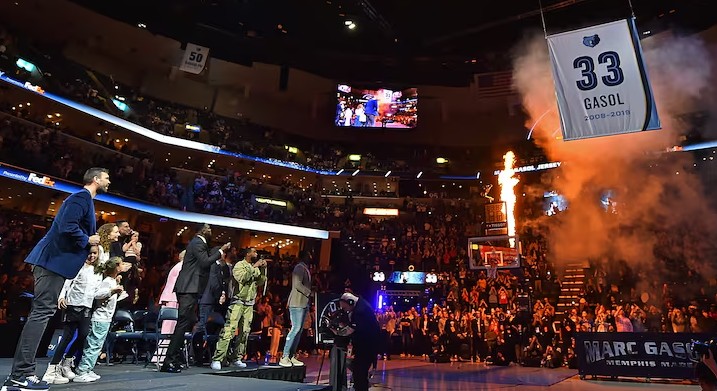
[192,247,233,365]
[335,292,381,391]
[3,167,109,391]
[161,224,230,373]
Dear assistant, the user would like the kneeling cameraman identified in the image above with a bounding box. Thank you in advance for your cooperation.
[331,292,381,391]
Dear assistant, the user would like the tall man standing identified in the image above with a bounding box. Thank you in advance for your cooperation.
[364,94,379,127]
[161,224,230,373]
[192,247,233,365]
[3,167,109,391]
[279,251,312,367]
[211,248,266,370]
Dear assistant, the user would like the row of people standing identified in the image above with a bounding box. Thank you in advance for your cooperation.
[157,238,315,370]
[3,167,113,390]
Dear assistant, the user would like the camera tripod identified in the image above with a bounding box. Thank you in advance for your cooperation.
[316,343,351,391]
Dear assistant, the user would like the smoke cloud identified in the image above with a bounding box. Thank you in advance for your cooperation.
[511,29,717,280]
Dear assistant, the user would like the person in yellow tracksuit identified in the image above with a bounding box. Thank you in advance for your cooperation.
[210,247,266,369]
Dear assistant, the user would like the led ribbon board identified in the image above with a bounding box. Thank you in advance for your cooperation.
[0,164,329,239]
[0,71,335,175]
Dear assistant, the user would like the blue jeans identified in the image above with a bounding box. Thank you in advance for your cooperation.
[282,307,307,358]
[77,321,110,375]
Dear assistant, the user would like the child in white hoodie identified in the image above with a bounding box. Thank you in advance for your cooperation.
[73,257,126,383]
[42,246,102,385]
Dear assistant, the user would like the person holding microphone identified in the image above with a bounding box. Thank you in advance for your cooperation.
[211,248,266,370]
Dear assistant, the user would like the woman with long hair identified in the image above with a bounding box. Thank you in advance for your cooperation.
[97,223,119,264]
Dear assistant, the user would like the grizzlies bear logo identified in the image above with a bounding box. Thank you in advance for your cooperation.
[583,34,600,48]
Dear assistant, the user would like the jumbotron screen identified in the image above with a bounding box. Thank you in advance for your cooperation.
[544,191,568,216]
[335,84,418,129]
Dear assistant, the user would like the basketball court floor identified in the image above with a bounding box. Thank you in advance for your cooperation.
[0,356,700,390]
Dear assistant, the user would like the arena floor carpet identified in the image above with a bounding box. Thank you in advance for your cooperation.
[0,357,701,390]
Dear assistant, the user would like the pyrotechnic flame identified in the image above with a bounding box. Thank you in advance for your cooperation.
[498,151,519,247]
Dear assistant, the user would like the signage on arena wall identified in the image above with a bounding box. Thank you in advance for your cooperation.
[484,202,508,236]
[363,208,399,216]
[575,332,708,379]
[27,173,55,187]
[255,197,288,207]
[1,170,55,187]
[493,162,561,176]
[547,19,660,140]
[179,43,210,74]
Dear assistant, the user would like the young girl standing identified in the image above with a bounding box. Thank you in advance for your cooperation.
[73,257,125,383]
[42,245,102,384]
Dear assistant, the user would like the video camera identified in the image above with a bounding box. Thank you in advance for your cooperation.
[690,338,717,358]
[319,307,350,335]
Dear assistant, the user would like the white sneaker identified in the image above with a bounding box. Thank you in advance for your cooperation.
[73,373,98,383]
[278,357,292,367]
[231,360,247,368]
[60,357,76,380]
[88,371,101,380]
[290,357,304,366]
[210,361,222,370]
[42,364,70,385]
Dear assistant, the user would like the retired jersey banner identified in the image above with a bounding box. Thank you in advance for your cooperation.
[547,19,660,141]
[179,43,210,74]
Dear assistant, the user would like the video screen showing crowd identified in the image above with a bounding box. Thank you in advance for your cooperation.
[335,84,418,129]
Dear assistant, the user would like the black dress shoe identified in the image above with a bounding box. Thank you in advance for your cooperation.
[160,364,182,373]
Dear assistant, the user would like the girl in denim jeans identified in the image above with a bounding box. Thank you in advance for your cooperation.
[73,257,125,383]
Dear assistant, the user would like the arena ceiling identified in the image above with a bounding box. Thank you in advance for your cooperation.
[65,0,717,85]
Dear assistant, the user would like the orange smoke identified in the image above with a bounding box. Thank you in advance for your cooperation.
[498,151,519,248]
[510,31,717,271]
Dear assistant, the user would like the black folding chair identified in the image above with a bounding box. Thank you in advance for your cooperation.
[109,309,143,364]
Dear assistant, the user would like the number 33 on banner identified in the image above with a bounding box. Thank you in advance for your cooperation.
[547,18,660,141]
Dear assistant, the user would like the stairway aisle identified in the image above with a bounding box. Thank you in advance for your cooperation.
[555,262,588,319]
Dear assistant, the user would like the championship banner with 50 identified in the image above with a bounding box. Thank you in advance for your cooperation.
[547,19,660,141]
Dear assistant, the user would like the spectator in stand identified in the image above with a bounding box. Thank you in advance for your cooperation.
[615,308,633,332]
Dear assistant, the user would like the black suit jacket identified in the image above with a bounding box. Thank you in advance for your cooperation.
[174,236,222,295]
[200,260,231,305]
[350,298,381,357]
